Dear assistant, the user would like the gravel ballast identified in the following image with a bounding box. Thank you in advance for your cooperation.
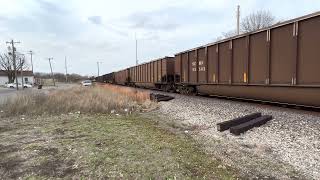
[154,92,320,179]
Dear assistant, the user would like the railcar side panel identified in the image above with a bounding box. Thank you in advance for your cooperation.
[144,63,146,83]
[174,54,181,83]
[151,62,154,83]
[249,31,268,84]
[188,50,197,83]
[157,60,161,82]
[297,16,320,85]
[232,37,248,84]
[207,45,218,83]
[270,23,295,85]
[166,57,175,83]
[162,58,167,82]
[181,53,189,82]
[218,41,232,84]
[153,61,157,83]
[138,65,141,82]
[198,48,206,83]
[148,62,151,83]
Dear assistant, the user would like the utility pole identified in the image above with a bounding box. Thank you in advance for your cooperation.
[6,40,20,90]
[48,58,55,86]
[19,54,25,89]
[28,50,34,73]
[65,56,68,83]
[97,61,101,77]
[237,5,240,35]
[135,33,138,65]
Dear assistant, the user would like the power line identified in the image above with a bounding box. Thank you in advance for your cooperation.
[6,40,20,90]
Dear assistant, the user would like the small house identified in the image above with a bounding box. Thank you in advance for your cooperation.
[0,70,34,86]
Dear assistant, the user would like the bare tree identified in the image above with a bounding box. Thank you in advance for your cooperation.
[241,10,275,33]
[222,30,238,39]
[218,10,276,39]
[0,52,29,83]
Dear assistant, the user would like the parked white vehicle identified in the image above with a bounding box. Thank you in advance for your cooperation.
[81,80,92,86]
[6,83,32,89]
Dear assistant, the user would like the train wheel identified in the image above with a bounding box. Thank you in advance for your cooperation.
[179,86,186,94]
[164,85,171,92]
[184,86,196,96]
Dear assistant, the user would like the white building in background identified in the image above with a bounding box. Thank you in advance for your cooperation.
[0,70,34,86]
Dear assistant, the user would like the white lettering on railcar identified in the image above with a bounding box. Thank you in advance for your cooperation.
[199,67,206,71]
[199,61,204,65]
[192,61,197,66]
[192,68,197,72]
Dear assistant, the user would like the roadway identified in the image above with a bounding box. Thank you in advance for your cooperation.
[0,83,78,105]
[0,88,17,105]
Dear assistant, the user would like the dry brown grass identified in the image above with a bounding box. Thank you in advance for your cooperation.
[1,85,154,116]
[99,84,150,103]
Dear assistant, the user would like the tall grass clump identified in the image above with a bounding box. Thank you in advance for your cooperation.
[100,84,150,102]
[1,86,155,116]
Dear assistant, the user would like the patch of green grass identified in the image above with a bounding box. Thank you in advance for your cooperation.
[0,114,239,179]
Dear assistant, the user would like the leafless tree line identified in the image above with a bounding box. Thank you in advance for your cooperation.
[34,72,90,83]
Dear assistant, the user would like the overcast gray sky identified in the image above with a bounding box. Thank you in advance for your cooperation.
[0,0,319,76]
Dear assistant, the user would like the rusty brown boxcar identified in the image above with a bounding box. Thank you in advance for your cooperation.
[174,12,320,107]
[102,72,114,83]
[132,57,175,90]
[114,69,129,85]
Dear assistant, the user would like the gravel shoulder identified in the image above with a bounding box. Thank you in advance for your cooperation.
[152,91,320,179]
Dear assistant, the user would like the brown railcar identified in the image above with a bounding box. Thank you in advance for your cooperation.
[103,73,114,83]
[132,57,175,90]
[174,12,320,107]
[114,69,129,85]
[102,11,320,107]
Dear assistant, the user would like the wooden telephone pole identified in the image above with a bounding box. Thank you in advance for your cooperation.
[48,58,55,86]
[237,5,240,35]
[65,56,68,83]
[6,40,20,90]
[28,50,34,73]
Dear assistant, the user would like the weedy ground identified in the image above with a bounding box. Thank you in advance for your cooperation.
[0,114,240,179]
[1,85,153,116]
[0,85,239,179]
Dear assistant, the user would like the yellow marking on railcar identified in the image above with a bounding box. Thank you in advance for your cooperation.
[244,72,247,83]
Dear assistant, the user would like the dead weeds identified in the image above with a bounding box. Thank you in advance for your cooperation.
[0,85,156,117]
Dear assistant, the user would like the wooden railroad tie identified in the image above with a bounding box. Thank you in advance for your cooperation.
[150,93,175,102]
[217,113,262,132]
[230,115,273,136]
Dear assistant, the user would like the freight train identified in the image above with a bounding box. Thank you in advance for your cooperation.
[96,11,320,108]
